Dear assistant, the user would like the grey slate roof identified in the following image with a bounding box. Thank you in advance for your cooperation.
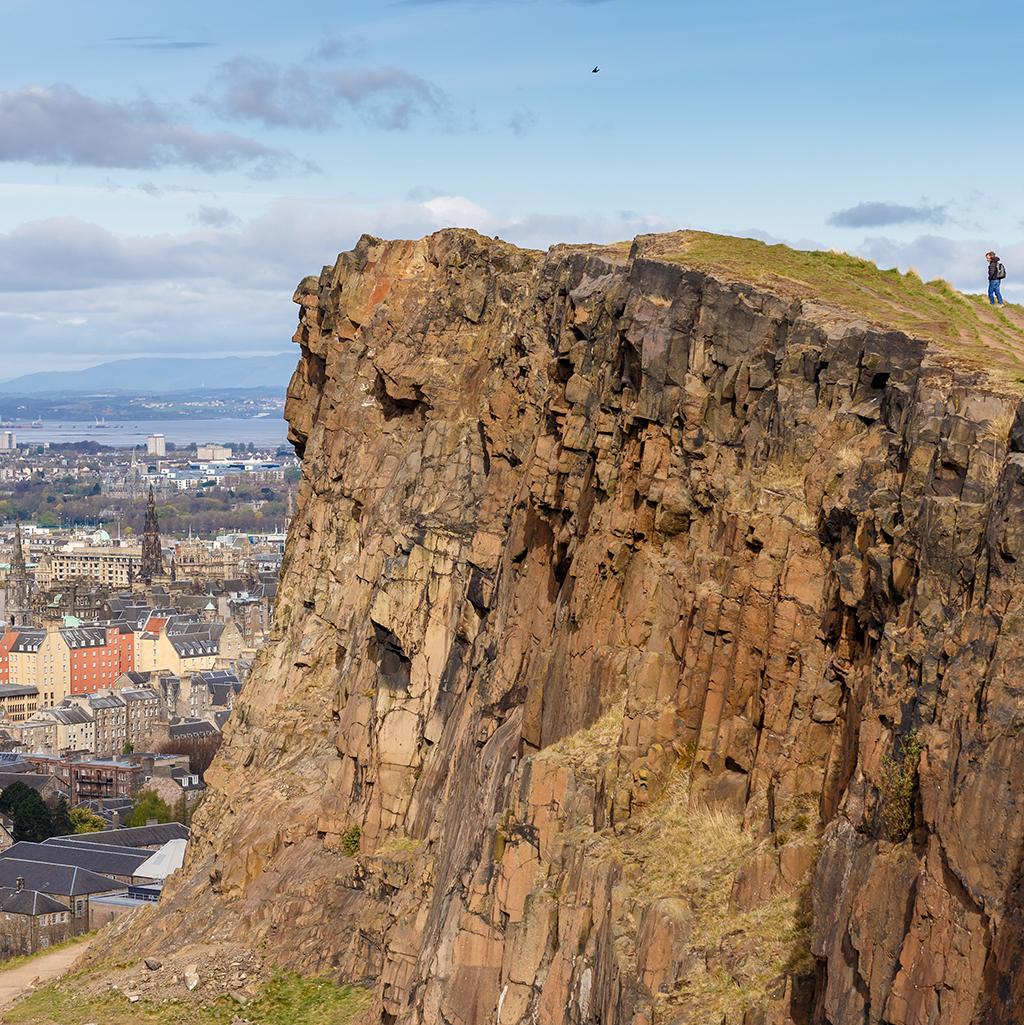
[42,839,148,856]
[109,608,155,629]
[88,694,125,711]
[0,885,67,916]
[45,706,93,725]
[59,626,109,648]
[168,623,223,657]
[0,840,150,878]
[121,687,159,703]
[0,685,38,698]
[74,798,133,825]
[9,629,45,653]
[168,718,217,739]
[170,769,205,792]
[47,821,188,848]
[0,773,52,793]
[192,670,242,707]
[118,671,153,687]
[0,858,119,896]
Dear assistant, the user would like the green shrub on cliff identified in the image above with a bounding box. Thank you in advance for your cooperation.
[879,730,924,841]
[340,824,361,856]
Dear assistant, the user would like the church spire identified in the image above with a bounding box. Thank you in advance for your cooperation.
[5,518,29,627]
[140,485,162,583]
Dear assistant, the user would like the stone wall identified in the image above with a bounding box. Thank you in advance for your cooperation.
[0,910,75,960]
[97,230,1024,1025]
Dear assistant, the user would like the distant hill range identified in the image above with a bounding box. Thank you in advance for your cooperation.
[0,353,296,394]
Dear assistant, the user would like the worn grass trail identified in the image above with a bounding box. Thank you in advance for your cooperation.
[0,939,92,1017]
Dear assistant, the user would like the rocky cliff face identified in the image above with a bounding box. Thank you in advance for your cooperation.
[114,230,1024,1024]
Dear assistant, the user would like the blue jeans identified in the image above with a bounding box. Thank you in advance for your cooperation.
[989,279,1004,304]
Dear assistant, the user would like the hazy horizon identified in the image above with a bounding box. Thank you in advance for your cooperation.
[1,0,1021,375]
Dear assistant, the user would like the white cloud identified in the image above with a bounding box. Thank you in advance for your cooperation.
[421,195,492,223]
[829,201,948,229]
[200,57,462,132]
[0,85,304,176]
[0,196,675,375]
[854,234,1023,295]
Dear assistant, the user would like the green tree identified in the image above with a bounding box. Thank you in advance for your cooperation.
[124,789,174,828]
[69,806,107,834]
[50,796,72,837]
[0,782,55,842]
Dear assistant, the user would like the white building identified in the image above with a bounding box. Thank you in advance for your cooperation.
[197,444,231,461]
[0,431,16,451]
[147,434,167,457]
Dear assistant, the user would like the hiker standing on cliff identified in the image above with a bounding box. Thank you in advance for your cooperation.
[987,251,1006,305]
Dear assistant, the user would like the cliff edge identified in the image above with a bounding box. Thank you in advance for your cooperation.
[99,230,1024,1025]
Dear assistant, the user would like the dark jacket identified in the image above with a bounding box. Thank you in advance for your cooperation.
[989,257,1004,281]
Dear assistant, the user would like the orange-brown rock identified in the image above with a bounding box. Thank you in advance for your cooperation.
[94,229,1024,1025]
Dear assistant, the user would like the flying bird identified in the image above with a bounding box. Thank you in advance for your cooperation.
[592,66,600,73]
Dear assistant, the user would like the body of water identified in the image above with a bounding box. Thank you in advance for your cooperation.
[6,417,289,448]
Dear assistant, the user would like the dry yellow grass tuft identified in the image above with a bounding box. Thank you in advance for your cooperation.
[533,704,817,1023]
[592,771,816,1024]
[540,699,626,781]
[373,833,427,857]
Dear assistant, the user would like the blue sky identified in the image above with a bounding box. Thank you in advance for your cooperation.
[0,0,1020,376]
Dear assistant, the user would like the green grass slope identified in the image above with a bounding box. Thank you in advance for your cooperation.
[639,231,1024,387]
[5,971,372,1025]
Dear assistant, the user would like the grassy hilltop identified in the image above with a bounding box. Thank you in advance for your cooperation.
[637,231,1024,386]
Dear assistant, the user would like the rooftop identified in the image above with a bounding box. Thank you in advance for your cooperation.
[60,626,109,648]
[168,718,218,739]
[0,772,52,793]
[0,840,151,878]
[0,857,119,896]
[0,684,38,698]
[48,821,189,848]
[9,629,45,653]
[0,884,68,916]
[41,705,93,725]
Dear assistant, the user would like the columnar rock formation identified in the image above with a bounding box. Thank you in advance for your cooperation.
[109,230,1024,1024]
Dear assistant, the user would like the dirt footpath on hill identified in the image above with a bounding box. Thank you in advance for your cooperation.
[0,941,91,1015]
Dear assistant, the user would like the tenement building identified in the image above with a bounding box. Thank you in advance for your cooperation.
[0,624,134,705]
[35,545,142,589]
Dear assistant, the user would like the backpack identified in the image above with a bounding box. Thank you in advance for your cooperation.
[997,261,1007,280]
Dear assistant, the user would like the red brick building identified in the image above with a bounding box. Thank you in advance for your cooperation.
[0,631,16,684]
[69,758,143,804]
[0,624,136,704]
[65,626,135,696]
